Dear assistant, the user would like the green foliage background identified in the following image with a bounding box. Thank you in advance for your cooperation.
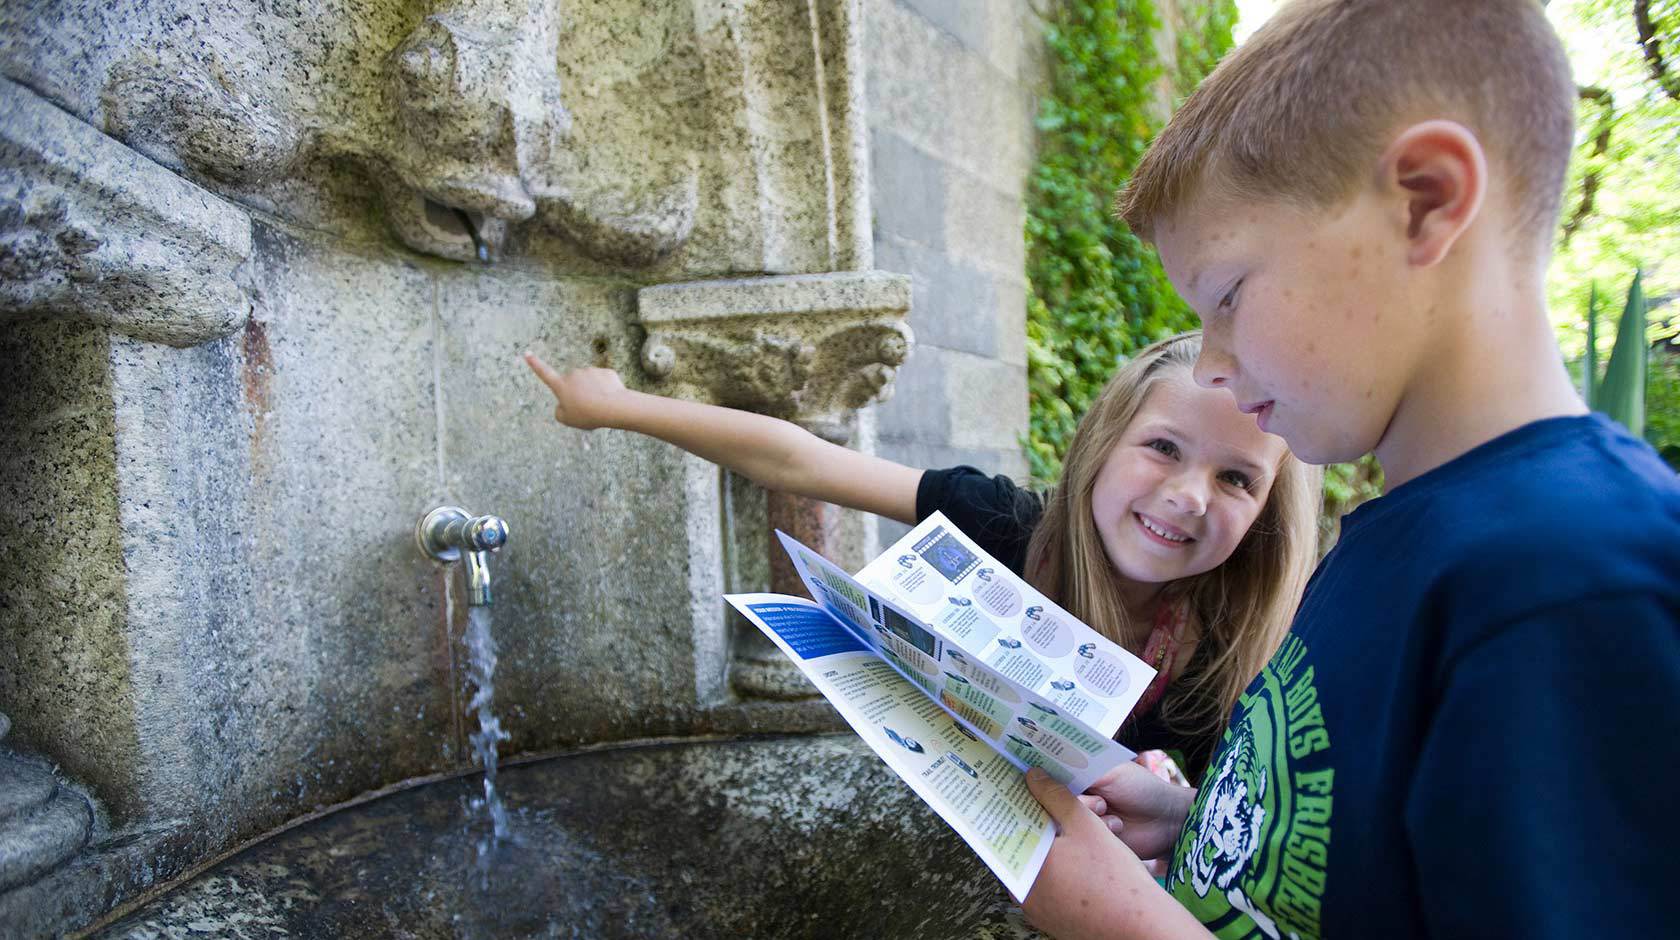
[1026,0,1678,534]
[1648,355,1680,466]
[1023,0,1232,484]
[1551,0,1680,467]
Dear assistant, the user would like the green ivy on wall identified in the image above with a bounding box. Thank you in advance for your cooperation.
[1024,0,1237,483]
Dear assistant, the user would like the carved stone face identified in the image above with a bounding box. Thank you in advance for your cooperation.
[75,0,709,266]
[377,7,564,260]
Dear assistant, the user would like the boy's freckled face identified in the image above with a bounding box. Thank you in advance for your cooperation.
[1154,192,1427,466]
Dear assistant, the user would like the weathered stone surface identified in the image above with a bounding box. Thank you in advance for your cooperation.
[0,719,95,900]
[0,0,871,274]
[0,783,92,893]
[432,268,737,738]
[47,229,461,852]
[0,754,55,824]
[944,171,1030,280]
[870,339,954,442]
[0,319,143,819]
[0,77,252,346]
[863,0,1038,200]
[2,198,901,940]
[875,233,1003,360]
[84,736,1042,940]
[0,822,173,940]
[638,269,910,323]
[870,131,948,249]
[946,351,1031,453]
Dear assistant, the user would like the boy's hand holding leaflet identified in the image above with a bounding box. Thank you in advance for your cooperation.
[724,512,1158,901]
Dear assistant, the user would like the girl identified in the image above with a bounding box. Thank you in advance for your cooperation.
[524,332,1320,783]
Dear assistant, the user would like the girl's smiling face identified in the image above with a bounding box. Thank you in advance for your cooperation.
[1089,366,1286,594]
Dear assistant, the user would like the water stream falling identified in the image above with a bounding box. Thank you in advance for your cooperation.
[464,605,511,883]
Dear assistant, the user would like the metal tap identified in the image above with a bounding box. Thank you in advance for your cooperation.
[416,506,509,606]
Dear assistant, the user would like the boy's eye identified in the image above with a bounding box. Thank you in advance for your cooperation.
[1219,469,1254,491]
[1218,279,1243,311]
[1146,439,1179,458]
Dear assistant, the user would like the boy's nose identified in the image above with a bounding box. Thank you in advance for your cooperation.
[1192,344,1235,390]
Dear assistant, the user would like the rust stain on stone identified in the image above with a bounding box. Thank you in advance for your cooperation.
[767,492,838,599]
[241,317,273,411]
[241,318,274,479]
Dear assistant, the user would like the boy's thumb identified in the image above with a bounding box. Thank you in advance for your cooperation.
[1026,768,1092,833]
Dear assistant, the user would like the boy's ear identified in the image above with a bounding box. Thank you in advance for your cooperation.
[1378,120,1486,268]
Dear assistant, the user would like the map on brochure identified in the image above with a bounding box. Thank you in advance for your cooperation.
[723,511,1157,901]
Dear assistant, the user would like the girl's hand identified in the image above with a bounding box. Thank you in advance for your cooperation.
[1085,760,1197,861]
[523,353,630,430]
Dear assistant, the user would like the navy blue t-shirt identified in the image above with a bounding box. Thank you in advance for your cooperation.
[1164,414,1680,938]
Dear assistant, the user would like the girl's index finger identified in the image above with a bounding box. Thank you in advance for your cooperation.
[522,351,565,391]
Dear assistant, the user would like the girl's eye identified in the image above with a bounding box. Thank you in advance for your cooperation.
[1218,279,1244,311]
[1147,439,1179,458]
[1220,470,1254,491]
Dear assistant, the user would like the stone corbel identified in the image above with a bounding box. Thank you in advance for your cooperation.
[636,270,911,685]
[0,78,252,347]
[635,271,913,444]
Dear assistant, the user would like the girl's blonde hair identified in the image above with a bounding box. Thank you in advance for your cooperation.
[1023,332,1321,769]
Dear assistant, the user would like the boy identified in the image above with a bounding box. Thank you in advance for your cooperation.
[1020,1,1680,937]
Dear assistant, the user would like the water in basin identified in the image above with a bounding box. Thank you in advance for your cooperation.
[88,735,1043,939]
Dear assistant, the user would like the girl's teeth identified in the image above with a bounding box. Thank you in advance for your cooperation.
[1140,516,1188,542]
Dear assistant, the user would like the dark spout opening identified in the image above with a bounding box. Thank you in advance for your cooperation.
[422,198,492,264]
[451,208,491,264]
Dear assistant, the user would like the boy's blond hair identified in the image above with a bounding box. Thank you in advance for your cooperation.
[1118,0,1575,249]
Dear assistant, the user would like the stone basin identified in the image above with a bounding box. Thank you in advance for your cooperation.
[85,735,1042,939]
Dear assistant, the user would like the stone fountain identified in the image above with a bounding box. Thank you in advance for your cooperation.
[0,0,1044,935]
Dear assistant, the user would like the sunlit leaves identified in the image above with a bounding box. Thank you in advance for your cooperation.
[1024,0,1236,483]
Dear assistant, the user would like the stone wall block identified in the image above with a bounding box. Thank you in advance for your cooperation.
[871,341,954,444]
[864,0,1035,199]
[433,270,731,746]
[894,0,1042,82]
[874,234,1000,360]
[0,319,144,819]
[996,275,1028,367]
[868,132,946,249]
[866,0,1042,548]
[943,170,1028,280]
[945,353,1029,453]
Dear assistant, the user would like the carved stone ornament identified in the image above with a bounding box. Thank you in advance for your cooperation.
[85,0,720,267]
[0,78,253,346]
[635,271,913,443]
[0,0,877,273]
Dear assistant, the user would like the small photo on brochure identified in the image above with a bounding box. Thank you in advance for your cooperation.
[871,596,941,659]
[914,526,980,585]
